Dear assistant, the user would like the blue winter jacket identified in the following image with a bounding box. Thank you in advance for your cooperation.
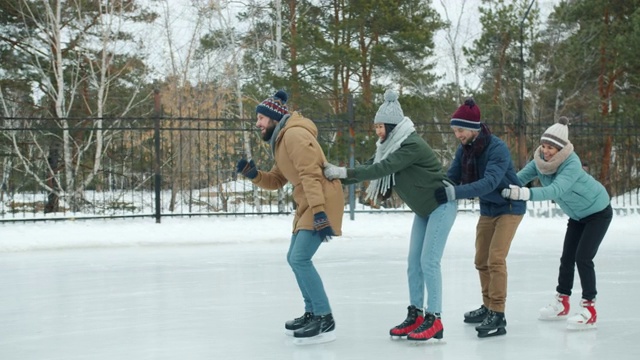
[517,151,610,220]
[447,134,526,217]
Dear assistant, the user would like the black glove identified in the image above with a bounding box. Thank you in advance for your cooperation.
[313,211,336,241]
[434,187,447,205]
[236,158,258,179]
[434,180,455,205]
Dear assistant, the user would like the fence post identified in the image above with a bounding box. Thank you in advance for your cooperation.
[517,0,535,170]
[347,93,355,220]
[153,89,162,223]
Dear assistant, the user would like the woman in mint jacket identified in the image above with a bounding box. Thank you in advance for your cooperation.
[323,90,456,343]
[501,117,611,331]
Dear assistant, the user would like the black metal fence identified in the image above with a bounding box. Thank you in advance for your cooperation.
[1,111,639,222]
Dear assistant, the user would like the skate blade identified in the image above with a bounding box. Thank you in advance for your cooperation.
[566,323,597,331]
[538,315,568,321]
[389,335,407,340]
[293,331,336,345]
[477,328,507,338]
[285,329,294,337]
[407,338,446,345]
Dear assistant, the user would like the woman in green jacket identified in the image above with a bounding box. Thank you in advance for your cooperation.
[324,90,456,342]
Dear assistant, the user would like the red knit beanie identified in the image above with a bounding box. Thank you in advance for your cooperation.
[450,98,481,131]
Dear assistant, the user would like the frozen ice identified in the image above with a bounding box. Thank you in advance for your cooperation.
[1,212,638,360]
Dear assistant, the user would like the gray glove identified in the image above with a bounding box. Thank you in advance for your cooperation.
[323,162,347,180]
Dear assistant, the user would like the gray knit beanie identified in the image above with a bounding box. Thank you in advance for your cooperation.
[374,90,404,125]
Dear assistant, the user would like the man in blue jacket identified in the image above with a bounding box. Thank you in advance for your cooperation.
[434,98,526,338]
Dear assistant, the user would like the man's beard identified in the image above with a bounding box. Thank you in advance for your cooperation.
[461,132,478,146]
[262,121,277,141]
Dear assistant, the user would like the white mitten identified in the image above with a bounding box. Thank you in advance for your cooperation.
[501,184,530,201]
[323,162,347,180]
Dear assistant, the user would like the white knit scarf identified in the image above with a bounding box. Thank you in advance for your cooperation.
[365,117,416,201]
[533,142,574,175]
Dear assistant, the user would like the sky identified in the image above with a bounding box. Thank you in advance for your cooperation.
[1,211,638,359]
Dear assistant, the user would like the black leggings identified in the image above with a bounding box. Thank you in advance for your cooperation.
[556,205,613,300]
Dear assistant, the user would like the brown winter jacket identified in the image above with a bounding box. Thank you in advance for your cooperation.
[251,112,344,235]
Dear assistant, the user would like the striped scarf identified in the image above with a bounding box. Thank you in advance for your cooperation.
[460,123,491,185]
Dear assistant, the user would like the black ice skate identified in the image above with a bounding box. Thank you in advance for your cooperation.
[293,313,336,345]
[464,305,489,323]
[285,312,313,336]
[475,310,507,338]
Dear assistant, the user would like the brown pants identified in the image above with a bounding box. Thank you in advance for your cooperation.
[475,214,523,313]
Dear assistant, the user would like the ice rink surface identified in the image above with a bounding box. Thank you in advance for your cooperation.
[1,212,638,360]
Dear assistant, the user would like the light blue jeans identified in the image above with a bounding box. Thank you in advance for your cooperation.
[287,230,331,315]
[407,201,457,314]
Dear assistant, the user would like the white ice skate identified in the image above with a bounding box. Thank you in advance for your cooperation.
[539,293,570,320]
[566,299,597,330]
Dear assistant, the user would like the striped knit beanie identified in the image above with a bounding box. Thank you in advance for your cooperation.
[541,116,570,149]
[256,90,289,121]
[450,98,481,131]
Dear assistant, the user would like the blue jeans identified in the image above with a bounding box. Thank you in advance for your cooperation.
[287,230,331,315]
[407,201,457,314]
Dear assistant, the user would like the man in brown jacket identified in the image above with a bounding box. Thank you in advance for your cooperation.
[236,90,343,345]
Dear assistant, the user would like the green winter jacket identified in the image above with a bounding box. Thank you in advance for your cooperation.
[343,132,449,218]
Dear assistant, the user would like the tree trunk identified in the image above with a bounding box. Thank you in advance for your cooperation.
[599,133,612,195]
[44,143,61,213]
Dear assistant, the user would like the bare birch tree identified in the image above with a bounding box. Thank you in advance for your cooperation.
[205,0,263,213]
[155,0,207,212]
[5,0,155,212]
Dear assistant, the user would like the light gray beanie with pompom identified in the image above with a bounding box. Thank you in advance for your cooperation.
[374,90,404,125]
[541,116,570,149]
